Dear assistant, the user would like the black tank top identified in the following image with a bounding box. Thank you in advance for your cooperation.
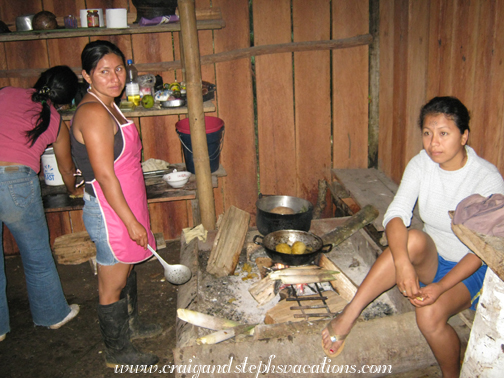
[70,121,124,196]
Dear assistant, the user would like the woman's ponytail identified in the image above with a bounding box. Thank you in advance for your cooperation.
[26,86,52,146]
[26,66,78,147]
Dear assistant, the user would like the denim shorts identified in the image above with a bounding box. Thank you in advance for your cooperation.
[420,254,487,310]
[82,192,119,266]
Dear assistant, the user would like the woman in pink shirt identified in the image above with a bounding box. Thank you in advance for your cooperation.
[0,66,81,342]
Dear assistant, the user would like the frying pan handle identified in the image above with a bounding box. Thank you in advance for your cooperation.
[258,193,274,199]
[253,234,264,245]
[321,244,333,253]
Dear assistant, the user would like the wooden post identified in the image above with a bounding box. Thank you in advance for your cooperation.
[368,0,380,168]
[460,269,504,377]
[178,0,216,230]
[178,30,186,83]
[450,220,504,376]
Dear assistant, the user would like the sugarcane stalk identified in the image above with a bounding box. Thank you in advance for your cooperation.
[279,274,338,284]
[196,324,256,345]
[177,309,241,330]
[269,268,339,279]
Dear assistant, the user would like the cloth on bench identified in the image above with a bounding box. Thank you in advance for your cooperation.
[453,193,504,237]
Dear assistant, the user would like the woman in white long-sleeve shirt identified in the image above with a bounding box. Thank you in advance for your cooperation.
[321,96,504,378]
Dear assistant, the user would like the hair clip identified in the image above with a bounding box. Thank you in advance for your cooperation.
[40,86,51,95]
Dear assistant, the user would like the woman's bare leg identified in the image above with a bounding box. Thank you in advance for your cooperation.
[97,263,133,305]
[416,282,471,378]
[322,230,438,353]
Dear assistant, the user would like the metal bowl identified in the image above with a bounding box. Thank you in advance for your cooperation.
[16,14,35,31]
[161,98,185,108]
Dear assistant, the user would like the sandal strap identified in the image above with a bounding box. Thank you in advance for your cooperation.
[327,324,348,343]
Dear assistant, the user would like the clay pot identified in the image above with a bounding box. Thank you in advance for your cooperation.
[131,0,178,23]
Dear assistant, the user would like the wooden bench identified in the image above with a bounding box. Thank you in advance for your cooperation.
[331,168,423,245]
[330,168,475,327]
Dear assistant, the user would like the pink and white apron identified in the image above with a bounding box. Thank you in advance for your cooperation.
[87,92,155,263]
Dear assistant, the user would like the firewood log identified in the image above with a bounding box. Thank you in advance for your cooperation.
[321,204,379,247]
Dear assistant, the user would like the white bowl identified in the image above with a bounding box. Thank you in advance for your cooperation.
[163,171,191,188]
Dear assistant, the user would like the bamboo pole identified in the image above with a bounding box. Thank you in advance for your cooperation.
[0,34,373,79]
[178,0,216,230]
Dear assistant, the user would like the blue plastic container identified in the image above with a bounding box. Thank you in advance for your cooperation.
[176,116,224,174]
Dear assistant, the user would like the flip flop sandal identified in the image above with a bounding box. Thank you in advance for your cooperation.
[321,321,348,358]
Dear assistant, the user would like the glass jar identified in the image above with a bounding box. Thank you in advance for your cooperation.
[87,10,100,27]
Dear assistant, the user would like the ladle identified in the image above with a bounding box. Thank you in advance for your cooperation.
[147,244,192,285]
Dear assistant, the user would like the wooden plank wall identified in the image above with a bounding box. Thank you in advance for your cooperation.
[379,0,504,184]
[332,1,369,170]
[213,0,256,217]
[1,0,370,254]
[294,0,331,204]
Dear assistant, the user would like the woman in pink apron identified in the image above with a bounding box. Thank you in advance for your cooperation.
[71,41,160,368]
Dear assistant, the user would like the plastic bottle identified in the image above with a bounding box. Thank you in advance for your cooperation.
[126,59,138,83]
[125,59,140,106]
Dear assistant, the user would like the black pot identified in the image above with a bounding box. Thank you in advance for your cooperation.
[131,0,178,22]
[256,195,313,235]
[253,230,332,266]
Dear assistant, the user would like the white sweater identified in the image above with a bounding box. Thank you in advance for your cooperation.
[383,146,504,262]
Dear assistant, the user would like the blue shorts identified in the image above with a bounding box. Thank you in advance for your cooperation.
[420,254,487,310]
[82,192,119,266]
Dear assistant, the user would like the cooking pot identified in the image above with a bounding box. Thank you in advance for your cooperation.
[253,230,332,266]
[256,194,313,235]
[15,14,34,31]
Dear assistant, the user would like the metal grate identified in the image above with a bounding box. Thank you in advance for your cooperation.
[287,283,341,320]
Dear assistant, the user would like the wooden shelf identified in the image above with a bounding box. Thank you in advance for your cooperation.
[41,164,227,213]
[0,19,225,42]
[60,101,215,121]
[3,9,225,219]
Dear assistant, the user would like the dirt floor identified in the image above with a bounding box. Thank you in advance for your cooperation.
[0,240,180,378]
[0,237,446,378]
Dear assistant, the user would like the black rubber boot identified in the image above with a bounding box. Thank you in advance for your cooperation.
[97,298,159,368]
[121,270,163,340]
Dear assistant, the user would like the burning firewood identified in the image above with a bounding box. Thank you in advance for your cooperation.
[248,275,281,306]
[248,267,339,305]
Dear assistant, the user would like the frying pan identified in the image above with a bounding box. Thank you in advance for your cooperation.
[253,230,332,265]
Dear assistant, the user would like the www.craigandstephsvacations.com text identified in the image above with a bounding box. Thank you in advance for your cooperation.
[114,356,393,376]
